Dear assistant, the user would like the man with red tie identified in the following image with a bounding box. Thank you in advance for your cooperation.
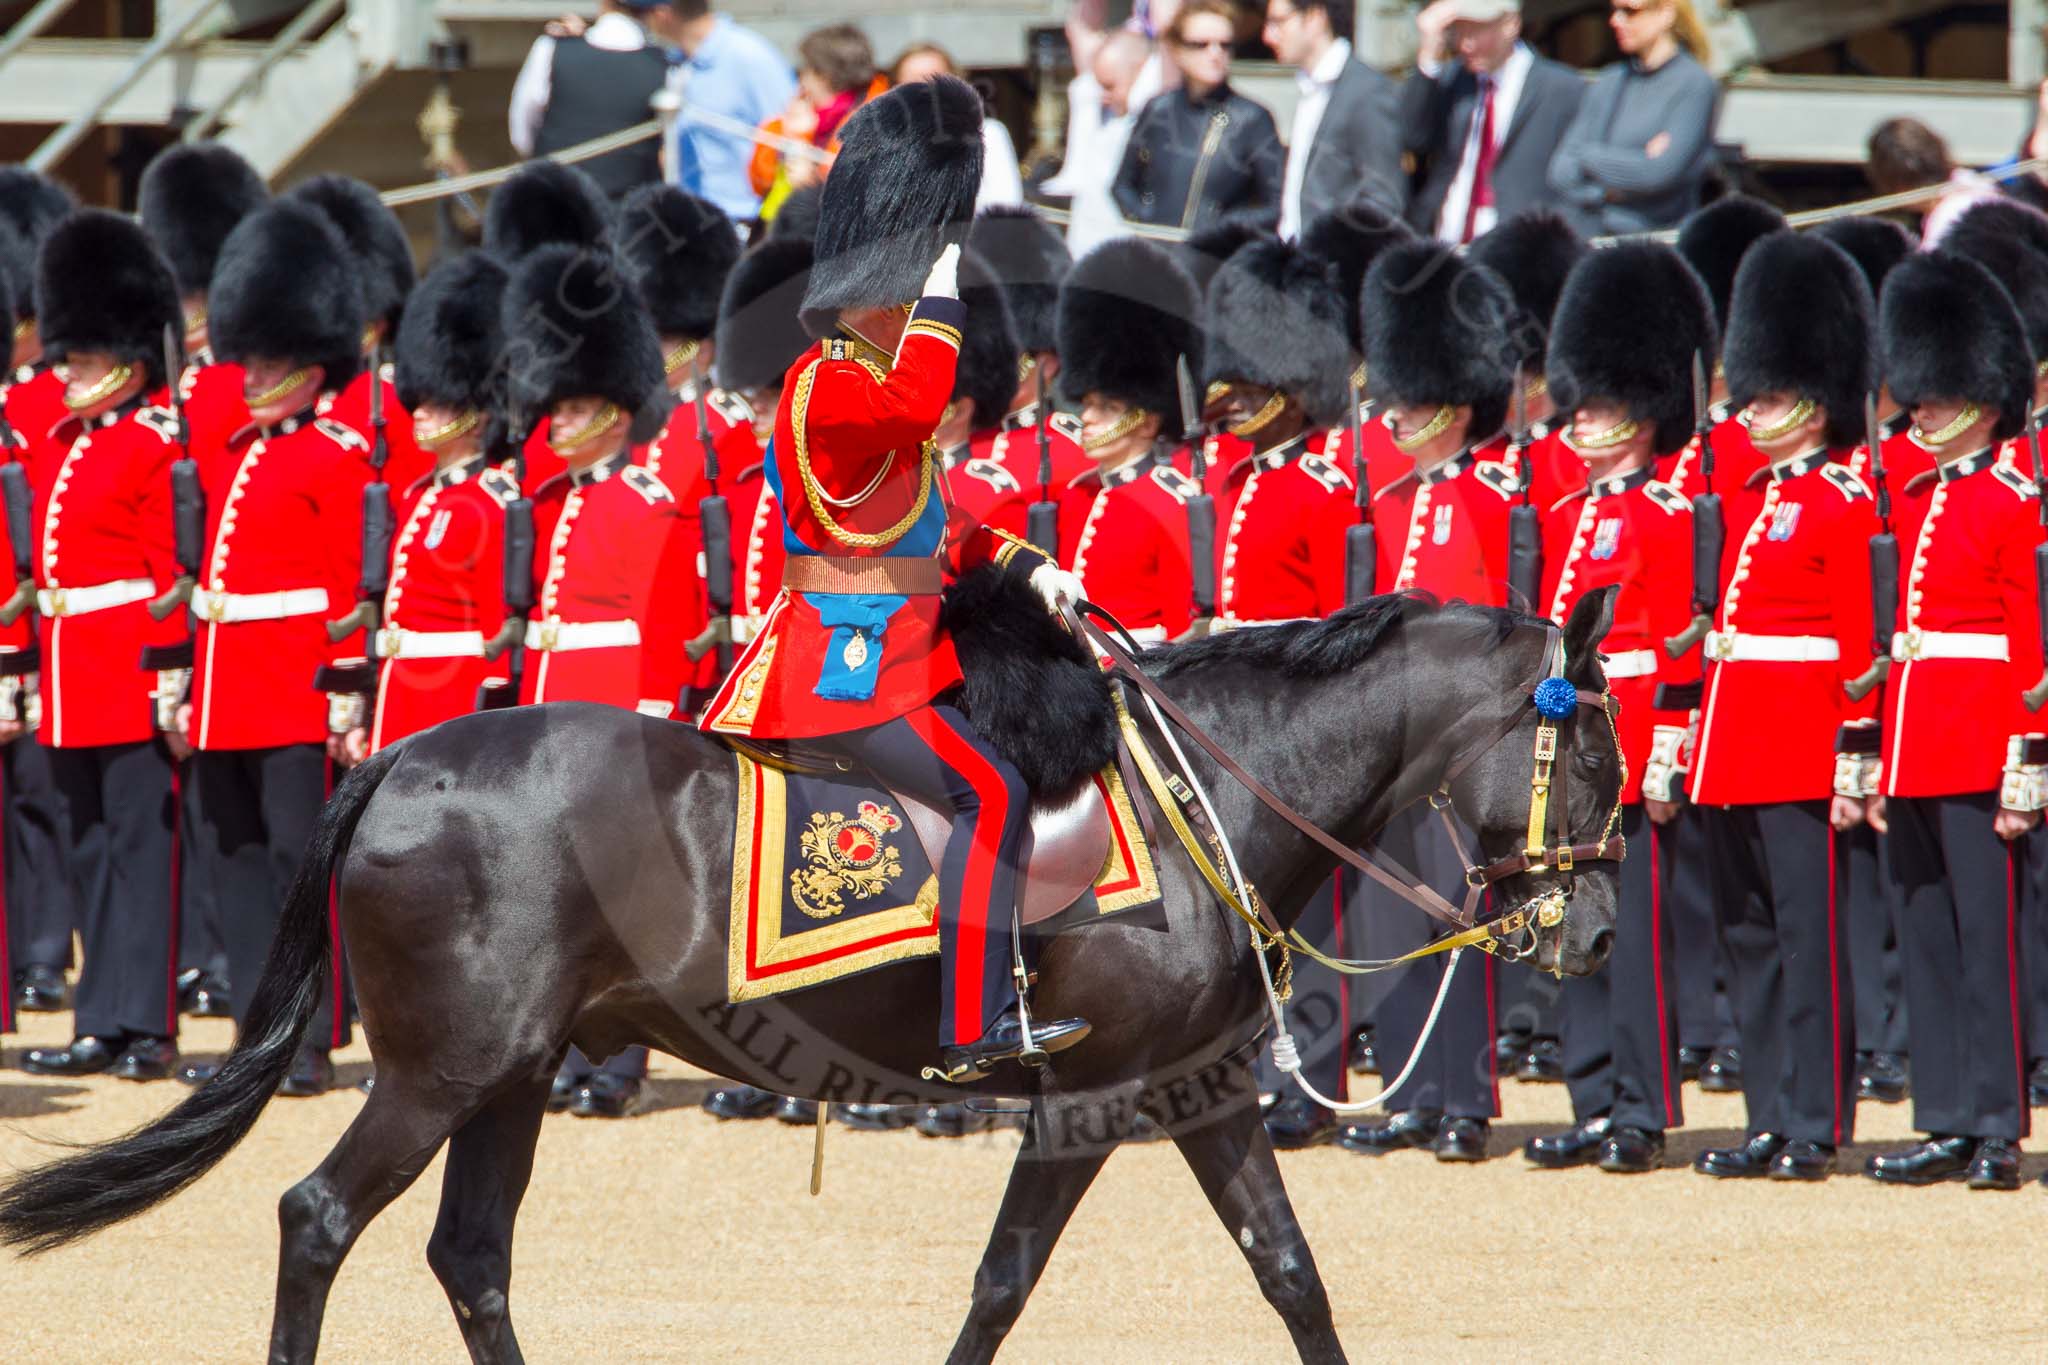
[16,212,187,1081]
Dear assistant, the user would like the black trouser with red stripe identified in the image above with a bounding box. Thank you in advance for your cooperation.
[46,738,177,1040]
[1560,804,1683,1133]
[844,704,1028,1046]
[1704,800,1856,1147]
[1887,792,2029,1142]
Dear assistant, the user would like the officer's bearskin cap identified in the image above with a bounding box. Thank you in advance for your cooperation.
[283,174,415,333]
[1880,249,2034,443]
[1723,232,1875,449]
[715,237,815,395]
[955,251,1023,428]
[1176,213,1275,297]
[0,218,32,331]
[1362,241,1517,442]
[137,143,267,299]
[34,210,182,391]
[800,76,983,334]
[1464,209,1586,377]
[0,166,75,248]
[768,184,823,242]
[1201,239,1352,427]
[1299,195,1412,354]
[966,205,1071,357]
[483,160,613,261]
[1057,237,1201,439]
[394,252,510,419]
[1809,216,1913,302]
[1948,195,2048,261]
[1675,194,1786,340]
[502,243,664,441]
[615,183,742,342]
[1937,218,2048,387]
[208,200,367,388]
[1546,242,1717,458]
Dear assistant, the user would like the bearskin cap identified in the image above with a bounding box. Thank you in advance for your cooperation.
[615,183,742,342]
[483,160,613,261]
[0,218,31,330]
[501,244,663,440]
[1464,209,1586,376]
[1299,195,1412,354]
[209,200,367,387]
[1362,241,1517,441]
[0,166,75,247]
[137,143,267,299]
[965,205,1071,356]
[955,251,1024,428]
[1201,239,1352,427]
[1723,232,1875,449]
[768,184,823,242]
[715,237,815,395]
[1880,249,2034,443]
[1809,216,1913,301]
[1176,213,1275,297]
[283,174,415,332]
[394,252,510,421]
[1947,196,2048,260]
[1675,194,1786,339]
[799,77,983,334]
[1546,242,1717,457]
[1938,218,2048,385]
[33,210,182,391]
[1057,237,1200,439]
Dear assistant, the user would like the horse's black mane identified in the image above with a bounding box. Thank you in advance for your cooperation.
[1143,593,1530,680]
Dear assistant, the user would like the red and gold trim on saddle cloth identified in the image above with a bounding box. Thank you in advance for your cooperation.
[727,754,1161,1003]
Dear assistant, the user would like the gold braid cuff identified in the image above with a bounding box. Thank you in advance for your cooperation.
[1740,396,1815,443]
[1911,401,1983,449]
[61,362,135,412]
[547,401,622,452]
[415,407,483,449]
[245,367,312,407]
[1082,406,1150,452]
[1392,404,1455,453]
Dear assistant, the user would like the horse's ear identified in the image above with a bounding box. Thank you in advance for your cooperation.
[1560,585,1617,679]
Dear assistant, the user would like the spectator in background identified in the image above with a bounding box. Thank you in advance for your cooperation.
[661,0,796,224]
[1067,28,1153,253]
[1868,116,1995,244]
[749,24,887,222]
[1113,0,1284,232]
[1546,0,1719,235]
[890,44,1026,210]
[509,0,673,199]
[1402,0,1584,243]
[1264,0,1406,236]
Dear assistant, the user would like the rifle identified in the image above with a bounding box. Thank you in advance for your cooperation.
[326,356,394,642]
[147,322,203,621]
[1342,374,1377,606]
[1845,394,1897,702]
[1025,363,1059,555]
[2022,405,2048,711]
[0,411,32,627]
[1663,351,1724,659]
[693,358,735,677]
[1176,355,1216,636]
[1505,366,1543,614]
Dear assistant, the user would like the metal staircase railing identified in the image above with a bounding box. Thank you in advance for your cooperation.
[0,0,78,72]
[182,0,344,143]
[27,0,231,170]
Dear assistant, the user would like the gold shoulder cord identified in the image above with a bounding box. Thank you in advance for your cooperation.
[791,355,937,550]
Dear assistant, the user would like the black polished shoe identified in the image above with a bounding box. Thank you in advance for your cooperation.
[1337,1108,1443,1156]
[700,1082,779,1120]
[1967,1138,2021,1191]
[1599,1126,1664,1173]
[15,964,69,1013]
[22,1035,119,1076]
[1523,1117,1611,1169]
[1494,1032,1529,1072]
[188,978,232,1019]
[774,1095,820,1125]
[933,1012,1090,1083]
[1349,1026,1378,1076]
[1515,1039,1564,1084]
[1693,1131,1786,1179]
[914,1102,1021,1138]
[1769,1139,1835,1182]
[1698,1047,1742,1093]
[548,1066,583,1113]
[108,1035,178,1082]
[276,1047,334,1098]
[2028,1059,2048,1109]
[1678,1046,1709,1083]
[1434,1117,1490,1162]
[1264,1094,1337,1150]
[176,1060,220,1087]
[1866,1134,1974,1186]
[1856,1051,1908,1105]
[570,1073,645,1119]
[836,1103,915,1131]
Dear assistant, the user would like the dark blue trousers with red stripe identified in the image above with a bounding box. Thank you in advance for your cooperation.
[844,704,1028,1047]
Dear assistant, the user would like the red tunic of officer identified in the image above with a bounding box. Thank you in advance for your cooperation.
[1313,408,1411,498]
[1499,426,1581,517]
[31,404,186,748]
[1657,409,1765,499]
[177,357,248,466]
[725,452,787,657]
[1215,439,1354,624]
[1371,451,1518,608]
[366,455,519,751]
[972,408,1089,497]
[1882,449,2046,798]
[1688,451,1879,805]
[1060,457,1198,642]
[318,365,427,492]
[4,365,68,466]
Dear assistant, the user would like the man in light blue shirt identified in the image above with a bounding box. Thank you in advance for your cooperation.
[660,0,796,223]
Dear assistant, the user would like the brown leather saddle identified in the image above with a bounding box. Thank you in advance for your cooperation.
[727,738,1111,926]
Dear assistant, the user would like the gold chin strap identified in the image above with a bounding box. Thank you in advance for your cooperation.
[1349,361,1367,391]
[1561,416,1639,455]
[415,407,482,449]
[61,362,135,412]
[1227,390,1288,439]
[1391,404,1455,453]
[547,401,622,452]
[663,338,702,378]
[1911,401,1982,449]
[1082,405,1150,452]
[1740,396,1815,443]
[1524,375,1549,402]
[361,324,381,353]
[1017,353,1037,383]
[246,367,312,408]
[1204,380,1231,405]
[11,319,31,343]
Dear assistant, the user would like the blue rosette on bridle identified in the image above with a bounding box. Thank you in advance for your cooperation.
[1532,675,1578,720]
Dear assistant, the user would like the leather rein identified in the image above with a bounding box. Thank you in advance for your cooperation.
[1063,600,1627,970]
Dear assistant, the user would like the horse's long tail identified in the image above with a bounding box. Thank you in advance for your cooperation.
[0,744,402,1255]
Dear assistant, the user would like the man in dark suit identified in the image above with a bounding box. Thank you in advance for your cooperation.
[1399,0,1584,243]
[1265,0,1408,236]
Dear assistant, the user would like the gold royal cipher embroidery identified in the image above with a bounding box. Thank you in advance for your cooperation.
[790,800,907,919]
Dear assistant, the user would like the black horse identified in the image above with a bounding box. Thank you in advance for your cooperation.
[0,590,1622,1364]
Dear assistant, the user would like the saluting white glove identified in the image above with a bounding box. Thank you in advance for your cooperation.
[922,243,961,301]
[1029,562,1084,615]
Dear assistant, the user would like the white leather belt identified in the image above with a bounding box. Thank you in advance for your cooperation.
[1892,629,2010,662]
[524,618,641,652]
[190,586,330,624]
[1602,648,1658,679]
[36,578,152,617]
[374,627,487,660]
[1704,630,1840,664]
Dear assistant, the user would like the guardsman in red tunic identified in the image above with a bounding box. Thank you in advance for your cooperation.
[963,206,1090,496]
[1685,232,1880,1182]
[1296,195,1413,499]
[1521,242,1715,1174]
[1339,241,1519,1164]
[178,201,374,1097]
[1669,195,1787,498]
[939,254,1033,549]
[703,79,1090,1082]
[1051,239,1200,645]
[1861,251,2041,1191]
[1467,209,1590,516]
[11,213,186,1080]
